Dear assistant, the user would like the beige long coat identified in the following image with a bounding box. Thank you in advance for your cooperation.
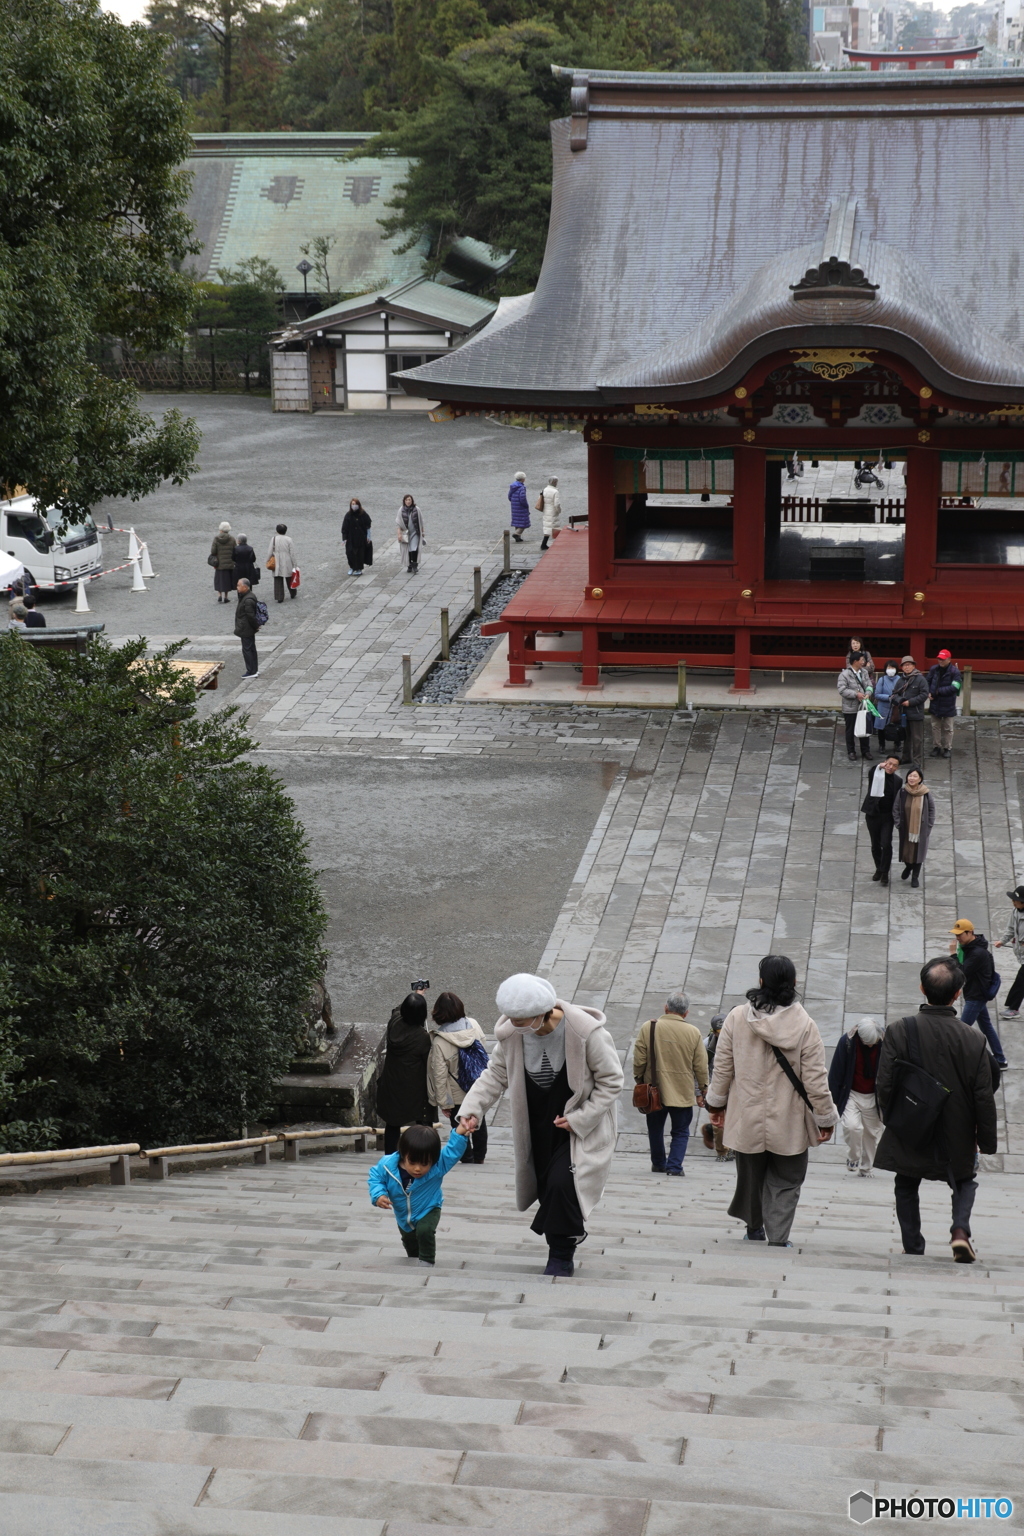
[458,1001,623,1219]
[705,1000,838,1155]
[427,1017,485,1110]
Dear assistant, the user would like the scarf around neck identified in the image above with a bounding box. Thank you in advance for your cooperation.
[904,781,929,842]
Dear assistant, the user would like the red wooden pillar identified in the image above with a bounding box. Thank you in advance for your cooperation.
[579,626,602,689]
[732,446,765,592]
[504,625,531,688]
[902,447,940,612]
[730,446,763,691]
[587,442,616,588]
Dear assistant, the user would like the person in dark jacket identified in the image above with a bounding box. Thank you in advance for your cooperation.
[875,956,998,1261]
[927,649,962,759]
[949,919,1008,1068]
[861,753,902,884]
[210,521,236,604]
[828,1018,885,1174]
[893,767,935,889]
[342,499,372,576]
[995,884,1024,1018]
[20,591,45,628]
[233,578,260,678]
[374,992,434,1155]
[231,536,258,590]
[889,656,929,767]
[872,660,900,756]
[700,1014,732,1160]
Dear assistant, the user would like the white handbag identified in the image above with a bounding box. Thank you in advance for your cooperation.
[854,706,871,738]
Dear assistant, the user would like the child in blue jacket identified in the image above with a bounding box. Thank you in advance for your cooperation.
[368,1121,469,1265]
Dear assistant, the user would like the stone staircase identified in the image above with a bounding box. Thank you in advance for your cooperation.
[0,1142,1021,1535]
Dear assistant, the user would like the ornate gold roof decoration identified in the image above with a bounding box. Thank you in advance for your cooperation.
[791,348,877,382]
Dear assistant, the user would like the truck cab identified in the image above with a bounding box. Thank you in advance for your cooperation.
[1,496,104,591]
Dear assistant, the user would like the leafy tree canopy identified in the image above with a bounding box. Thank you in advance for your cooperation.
[0,0,201,521]
[0,635,327,1153]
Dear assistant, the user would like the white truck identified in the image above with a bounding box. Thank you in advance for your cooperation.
[1,495,104,591]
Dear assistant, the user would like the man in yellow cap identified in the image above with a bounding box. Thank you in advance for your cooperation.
[949,920,1008,1069]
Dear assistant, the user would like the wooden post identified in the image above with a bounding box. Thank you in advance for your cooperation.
[440,608,450,660]
[962,665,973,716]
[677,660,687,710]
[731,628,754,693]
[473,566,482,617]
[587,441,616,588]
[579,627,602,689]
[732,446,766,592]
[402,654,412,704]
[503,529,511,575]
[505,625,532,688]
[903,447,941,607]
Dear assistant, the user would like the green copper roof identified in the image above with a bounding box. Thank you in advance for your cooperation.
[185,132,427,296]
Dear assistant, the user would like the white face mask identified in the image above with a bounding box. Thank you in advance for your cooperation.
[886,667,896,676]
[512,1015,550,1033]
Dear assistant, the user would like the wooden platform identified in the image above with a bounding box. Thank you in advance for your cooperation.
[481,529,1024,688]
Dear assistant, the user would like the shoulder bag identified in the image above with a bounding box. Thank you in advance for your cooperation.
[633,1020,663,1114]
[207,552,218,567]
[771,1044,815,1111]
[882,1015,950,1149]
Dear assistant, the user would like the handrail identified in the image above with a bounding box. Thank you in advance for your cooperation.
[278,1126,373,1141]
[143,1135,278,1158]
[0,1142,139,1167]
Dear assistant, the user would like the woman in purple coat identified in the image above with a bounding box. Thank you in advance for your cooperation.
[508,471,530,542]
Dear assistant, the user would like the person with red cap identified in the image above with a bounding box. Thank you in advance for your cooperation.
[926,649,962,760]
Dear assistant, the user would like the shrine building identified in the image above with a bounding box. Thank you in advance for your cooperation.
[399,69,1024,692]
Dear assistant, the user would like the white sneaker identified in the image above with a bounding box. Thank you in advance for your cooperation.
[1002,1010,1019,1018]
[242,671,259,679]
[846,1160,858,1172]
[858,1168,872,1177]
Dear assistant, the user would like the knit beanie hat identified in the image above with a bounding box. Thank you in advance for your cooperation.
[496,973,557,1019]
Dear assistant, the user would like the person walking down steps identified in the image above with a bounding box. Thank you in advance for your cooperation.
[705,955,838,1247]
[829,1018,885,1175]
[539,477,562,551]
[457,973,623,1277]
[508,472,530,543]
[397,494,424,573]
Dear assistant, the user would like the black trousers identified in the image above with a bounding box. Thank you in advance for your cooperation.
[448,1108,487,1163]
[273,575,296,602]
[383,1116,433,1156]
[240,634,258,675]
[1005,963,1024,1012]
[864,811,895,874]
[894,1173,977,1253]
[844,714,872,757]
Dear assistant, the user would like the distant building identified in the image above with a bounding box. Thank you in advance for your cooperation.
[270,278,498,412]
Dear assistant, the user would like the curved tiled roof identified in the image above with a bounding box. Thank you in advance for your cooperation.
[400,69,1024,406]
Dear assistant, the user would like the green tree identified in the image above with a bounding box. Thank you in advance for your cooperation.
[0,0,201,523]
[0,635,327,1152]
[216,257,284,387]
[763,0,808,69]
[143,0,220,100]
[298,234,342,307]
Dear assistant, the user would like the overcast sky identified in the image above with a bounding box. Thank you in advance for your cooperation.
[100,1,151,22]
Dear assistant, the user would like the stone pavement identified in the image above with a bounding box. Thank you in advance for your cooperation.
[0,1142,1020,1535]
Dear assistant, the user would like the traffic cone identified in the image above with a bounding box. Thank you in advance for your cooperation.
[128,526,141,563]
[75,577,90,613]
[130,555,147,593]
[140,540,156,578]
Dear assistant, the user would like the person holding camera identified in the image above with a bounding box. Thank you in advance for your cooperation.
[374,986,434,1155]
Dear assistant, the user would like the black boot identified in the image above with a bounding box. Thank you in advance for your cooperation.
[911,868,920,888]
[540,535,549,551]
[901,864,912,880]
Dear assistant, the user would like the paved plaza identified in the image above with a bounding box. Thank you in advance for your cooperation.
[6,397,1022,1528]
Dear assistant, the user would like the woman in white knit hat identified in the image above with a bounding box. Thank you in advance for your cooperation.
[457,973,623,1276]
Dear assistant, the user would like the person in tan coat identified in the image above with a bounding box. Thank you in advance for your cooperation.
[458,972,623,1277]
[427,990,488,1165]
[706,956,838,1247]
[633,990,709,1176]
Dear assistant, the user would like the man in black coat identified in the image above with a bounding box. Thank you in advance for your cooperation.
[875,957,998,1262]
[233,579,260,679]
[861,753,902,885]
[21,592,45,628]
[889,655,929,767]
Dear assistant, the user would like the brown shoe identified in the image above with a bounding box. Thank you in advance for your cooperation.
[951,1228,976,1264]
[701,1124,715,1150]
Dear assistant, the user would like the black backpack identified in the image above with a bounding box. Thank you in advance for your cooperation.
[883,1015,950,1150]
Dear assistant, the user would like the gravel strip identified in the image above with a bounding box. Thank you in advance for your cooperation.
[415,572,529,703]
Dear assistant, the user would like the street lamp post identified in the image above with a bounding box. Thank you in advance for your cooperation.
[296,259,312,313]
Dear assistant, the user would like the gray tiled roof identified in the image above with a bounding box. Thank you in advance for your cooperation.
[400,69,1024,406]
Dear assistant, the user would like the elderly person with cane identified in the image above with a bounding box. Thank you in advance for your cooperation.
[705,955,838,1247]
[457,973,623,1276]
